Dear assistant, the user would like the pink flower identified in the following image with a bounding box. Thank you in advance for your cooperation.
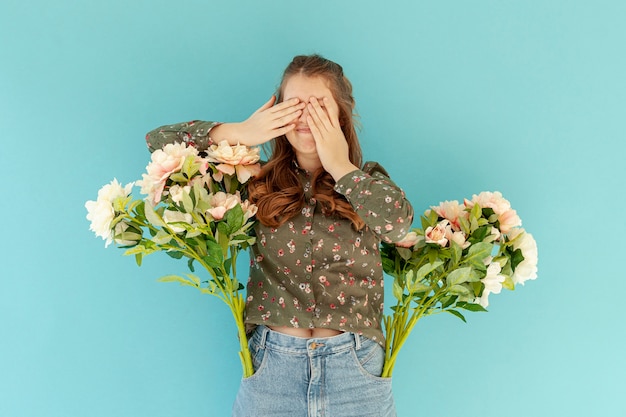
[429,200,468,231]
[205,141,261,184]
[137,142,204,205]
[424,220,452,247]
[450,231,470,249]
[464,191,521,233]
[395,231,421,248]
[206,191,240,220]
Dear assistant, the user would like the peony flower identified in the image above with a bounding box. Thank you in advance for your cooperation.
[507,228,538,285]
[85,178,134,247]
[169,184,191,204]
[162,210,193,233]
[137,142,203,205]
[475,262,506,307]
[205,141,261,184]
[429,200,468,231]
[424,220,452,247]
[240,199,259,223]
[206,191,241,220]
[450,230,470,249]
[395,231,421,248]
[464,191,521,234]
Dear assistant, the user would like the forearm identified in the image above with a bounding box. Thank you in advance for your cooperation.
[145,120,221,152]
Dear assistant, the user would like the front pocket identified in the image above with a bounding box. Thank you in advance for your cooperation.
[350,340,388,380]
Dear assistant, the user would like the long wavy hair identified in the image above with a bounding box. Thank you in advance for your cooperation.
[248,54,365,230]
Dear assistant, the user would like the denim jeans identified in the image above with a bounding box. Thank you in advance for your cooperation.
[232,326,396,417]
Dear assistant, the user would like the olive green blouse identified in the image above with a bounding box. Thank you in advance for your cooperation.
[145,121,414,345]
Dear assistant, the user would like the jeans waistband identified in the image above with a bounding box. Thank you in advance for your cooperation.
[251,325,363,356]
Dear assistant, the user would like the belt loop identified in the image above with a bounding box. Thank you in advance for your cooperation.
[354,333,362,350]
[259,325,269,348]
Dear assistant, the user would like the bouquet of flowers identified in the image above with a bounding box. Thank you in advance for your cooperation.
[381,191,538,377]
[85,141,261,377]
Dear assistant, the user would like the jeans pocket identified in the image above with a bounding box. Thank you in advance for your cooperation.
[351,339,386,379]
[248,337,268,377]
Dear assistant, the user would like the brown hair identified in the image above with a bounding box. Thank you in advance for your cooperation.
[247,54,365,230]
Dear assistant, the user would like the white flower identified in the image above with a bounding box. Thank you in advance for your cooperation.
[475,263,506,307]
[85,179,134,247]
[169,184,191,204]
[162,210,193,233]
[508,228,538,285]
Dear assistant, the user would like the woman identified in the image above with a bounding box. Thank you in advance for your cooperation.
[146,54,413,417]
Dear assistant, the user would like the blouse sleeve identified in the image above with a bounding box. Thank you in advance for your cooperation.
[334,161,414,243]
[145,120,221,153]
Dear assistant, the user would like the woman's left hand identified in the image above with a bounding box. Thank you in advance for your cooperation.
[307,96,358,180]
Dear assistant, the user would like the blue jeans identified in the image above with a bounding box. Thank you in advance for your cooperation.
[232,326,396,417]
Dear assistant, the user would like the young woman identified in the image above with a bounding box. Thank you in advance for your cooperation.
[146,54,413,417]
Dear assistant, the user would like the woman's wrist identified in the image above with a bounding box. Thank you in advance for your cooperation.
[209,123,247,146]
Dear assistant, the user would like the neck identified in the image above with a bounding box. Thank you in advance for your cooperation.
[296,154,322,173]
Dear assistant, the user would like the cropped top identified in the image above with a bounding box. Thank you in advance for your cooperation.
[145,121,414,344]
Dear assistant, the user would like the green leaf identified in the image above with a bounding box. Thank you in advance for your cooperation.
[143,203,166,227]
[396,247,413,261]
[203,240,224,268]
[416,260,443,280]
[502,275,515,291]
[152,229,173,245]
[450,240,462,265]
[226,205,244,232]
[509,248,525,272]
[440,295,457,309]
[158,274,198,288]
[166,250,184,259]
[135,253,143,266]
[448,284,471,296]
[456,301,488,312]
[182,191,194,213]
[392,280,404,301]
[445,309,467,323]
[446,267,472,286]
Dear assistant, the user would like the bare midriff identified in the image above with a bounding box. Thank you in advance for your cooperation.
[269,326,342,338]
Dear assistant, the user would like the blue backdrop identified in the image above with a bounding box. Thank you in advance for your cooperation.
[1,0,624,416]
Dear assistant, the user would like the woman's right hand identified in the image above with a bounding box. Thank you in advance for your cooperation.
[212,96,305,146]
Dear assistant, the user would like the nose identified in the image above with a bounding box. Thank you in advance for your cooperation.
[298,105,310,123]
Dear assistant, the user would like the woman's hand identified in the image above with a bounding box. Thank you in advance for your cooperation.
[307,96,358,180]
[231,96,306,146]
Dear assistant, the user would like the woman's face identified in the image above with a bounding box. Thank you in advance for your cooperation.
[281,74,339,168]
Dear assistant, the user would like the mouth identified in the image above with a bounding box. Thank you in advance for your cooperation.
[296,126,311,134]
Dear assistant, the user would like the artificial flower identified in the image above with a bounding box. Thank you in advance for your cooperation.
[205,141,261,184]
[507,228,538,285]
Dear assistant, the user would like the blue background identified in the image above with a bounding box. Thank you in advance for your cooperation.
[1,0,624,416]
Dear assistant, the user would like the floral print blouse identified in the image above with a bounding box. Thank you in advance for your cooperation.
[145,121,414,345]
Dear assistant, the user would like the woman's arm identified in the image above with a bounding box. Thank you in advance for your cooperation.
[145,96,306,152]
[145,120,221,152]
[334,162,414,243]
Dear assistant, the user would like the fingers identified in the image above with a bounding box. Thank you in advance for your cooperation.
[307,97,333,132]
[255,95,277,114]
